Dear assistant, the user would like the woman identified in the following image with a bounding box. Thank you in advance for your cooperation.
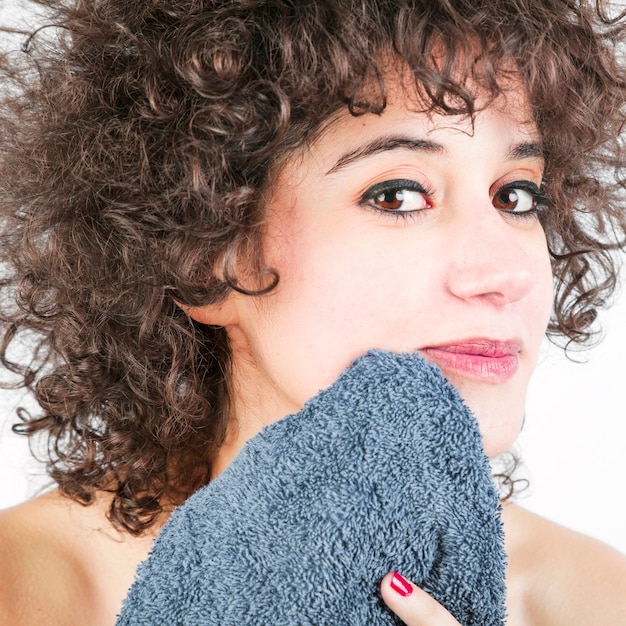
[0,0,625,624]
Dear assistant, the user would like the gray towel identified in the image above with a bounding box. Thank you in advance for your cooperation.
[116,350,506,625]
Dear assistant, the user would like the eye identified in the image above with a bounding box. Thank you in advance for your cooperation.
[492,181,548,215]
[361,178,432,214]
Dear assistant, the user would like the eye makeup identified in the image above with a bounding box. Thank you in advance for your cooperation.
[359,178,433,216]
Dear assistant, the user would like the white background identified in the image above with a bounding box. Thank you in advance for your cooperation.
[0,3,625,554]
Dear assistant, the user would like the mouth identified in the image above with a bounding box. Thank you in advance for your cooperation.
[419,338,522,384]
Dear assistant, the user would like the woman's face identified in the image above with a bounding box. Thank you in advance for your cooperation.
[208,85,554,459]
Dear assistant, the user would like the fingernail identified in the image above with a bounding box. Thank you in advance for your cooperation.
[390,571,413,597]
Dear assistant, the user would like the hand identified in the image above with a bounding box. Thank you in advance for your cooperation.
[380,572,462,625]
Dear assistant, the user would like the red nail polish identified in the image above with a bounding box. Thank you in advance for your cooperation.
[390,571,413,597]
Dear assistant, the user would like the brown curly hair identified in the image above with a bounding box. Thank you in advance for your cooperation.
[0,0,624,534]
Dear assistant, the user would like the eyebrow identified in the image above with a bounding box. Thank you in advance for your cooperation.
[506,141,545,161]
[325,135,544,175]
[325,136,445,175]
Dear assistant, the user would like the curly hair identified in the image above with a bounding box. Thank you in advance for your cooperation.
[0,0,624,534]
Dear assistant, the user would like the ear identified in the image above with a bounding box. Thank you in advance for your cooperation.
[177,294,240,328]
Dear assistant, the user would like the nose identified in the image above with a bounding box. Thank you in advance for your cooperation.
[445,210,537,307]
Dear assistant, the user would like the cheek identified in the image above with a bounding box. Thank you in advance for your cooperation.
[256,230,438,399]
[535,237,556,333]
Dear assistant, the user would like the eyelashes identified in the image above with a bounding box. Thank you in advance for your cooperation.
[359,178,550,220]
[358,179,433,221]
[491,180,550,220]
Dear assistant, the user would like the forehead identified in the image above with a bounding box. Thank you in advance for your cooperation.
[277,76,540,182]
[342,66,536,134]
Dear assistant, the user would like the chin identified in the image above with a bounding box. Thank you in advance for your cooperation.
[474,412,524,459]
[449,378,526,459]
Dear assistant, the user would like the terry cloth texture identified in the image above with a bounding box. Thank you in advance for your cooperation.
[117,350,506,626]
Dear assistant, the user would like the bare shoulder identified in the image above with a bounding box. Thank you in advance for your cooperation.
[0,490,157,626]
[503,502,626,626]
[0,491,91,625]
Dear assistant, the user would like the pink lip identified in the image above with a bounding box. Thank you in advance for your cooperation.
[420,339,522,384]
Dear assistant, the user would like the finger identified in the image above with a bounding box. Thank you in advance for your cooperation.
[380,571,462,626]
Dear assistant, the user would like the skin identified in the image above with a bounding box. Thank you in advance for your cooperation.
[203,83,553,470]
[0,491,158,625]
[1,84,626,625]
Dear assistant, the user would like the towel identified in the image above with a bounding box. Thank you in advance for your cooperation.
[116,350,507,625]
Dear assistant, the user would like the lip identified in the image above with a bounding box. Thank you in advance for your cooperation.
[419,338,522,384]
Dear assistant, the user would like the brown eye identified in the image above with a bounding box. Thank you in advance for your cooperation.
[492,186,536,213]
[371,188,430,212]
[374,189,405,210]
[363,181,432,214]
